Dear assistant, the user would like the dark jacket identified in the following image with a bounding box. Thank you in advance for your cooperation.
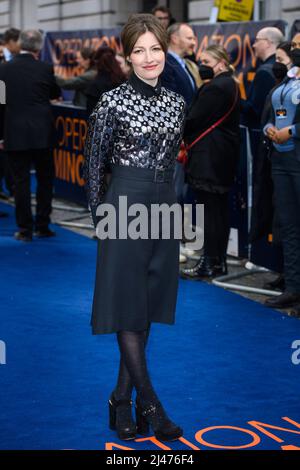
[241,54,276,129]
[249,77,300,242]
[85,71,124,116]
[184,71,240,193]
[0,53,61,151]
[56,68,96,108]
[160,52,196,106]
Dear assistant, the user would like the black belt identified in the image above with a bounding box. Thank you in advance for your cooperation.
[110,164,174,183]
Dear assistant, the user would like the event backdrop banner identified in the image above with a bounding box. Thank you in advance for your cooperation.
[42,19,286,100]
[42,28,121,79]
[52,104,87,205]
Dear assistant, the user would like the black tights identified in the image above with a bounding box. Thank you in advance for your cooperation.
[114,325,158,406]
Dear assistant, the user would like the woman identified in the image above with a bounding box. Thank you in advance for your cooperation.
[250,42,293,293]
[85,47,126,115]
[181,45,240,280]
[262,44,300,309]
[262,42,293,125]
[56,47,96,107]
[83,14,185,441]
[272,41,292,81]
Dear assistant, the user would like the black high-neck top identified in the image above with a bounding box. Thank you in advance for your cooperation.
[128,72,161,98]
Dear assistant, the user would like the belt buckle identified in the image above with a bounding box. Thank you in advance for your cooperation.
[155,168,165,182]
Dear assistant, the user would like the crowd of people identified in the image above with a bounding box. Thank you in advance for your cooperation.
[0,8,300,310]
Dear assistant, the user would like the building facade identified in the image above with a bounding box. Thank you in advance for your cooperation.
[0,0,299,33]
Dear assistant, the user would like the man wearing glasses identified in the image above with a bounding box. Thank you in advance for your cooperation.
[241,27,284,130]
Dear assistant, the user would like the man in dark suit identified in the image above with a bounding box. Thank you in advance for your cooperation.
[0,29,60,241]
[161,23,199,262]
[0,28,20,201]
[161,23,197,106]
[241,27,284,130]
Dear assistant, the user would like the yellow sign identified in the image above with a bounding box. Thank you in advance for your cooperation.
[218,0,254,22]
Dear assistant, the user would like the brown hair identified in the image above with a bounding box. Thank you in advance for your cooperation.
[276,41,292,58]
[3,27,20,43]
[80,46,95,68]
[93,47,126,85]
[80,47,94,61]
[121,13,168,62]
[152,6,171,18]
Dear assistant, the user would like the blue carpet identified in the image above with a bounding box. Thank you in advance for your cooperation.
[1,201,300,450]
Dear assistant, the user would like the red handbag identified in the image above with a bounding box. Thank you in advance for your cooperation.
[177,85,239,165]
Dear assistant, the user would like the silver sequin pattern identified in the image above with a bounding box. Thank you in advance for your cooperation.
[83,82,186,210]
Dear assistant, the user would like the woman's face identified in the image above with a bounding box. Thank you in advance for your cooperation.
[128,31,165,85]
[200,51,224,76]
[275,48,292,68]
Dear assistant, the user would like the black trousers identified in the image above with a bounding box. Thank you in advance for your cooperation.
[8,149,54,233]
[0,150,14,195]
[195,189,230,258]
[271,149,300,293]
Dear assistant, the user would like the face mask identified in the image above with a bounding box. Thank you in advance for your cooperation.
[198,64,214,80]
[272,61,288,80]
[291,48,300,67]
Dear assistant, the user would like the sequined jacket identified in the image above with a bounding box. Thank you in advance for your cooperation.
[83,73,186,214]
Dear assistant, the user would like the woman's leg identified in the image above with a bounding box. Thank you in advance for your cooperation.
[114,325,151,400]
[116,329,182,438]
[116,328,158,405]
[108,327,151,440]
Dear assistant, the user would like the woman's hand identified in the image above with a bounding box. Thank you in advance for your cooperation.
[266,126,278,141]
[273,127,291,144]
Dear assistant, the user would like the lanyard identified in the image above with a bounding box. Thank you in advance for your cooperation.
[279,79,291,107]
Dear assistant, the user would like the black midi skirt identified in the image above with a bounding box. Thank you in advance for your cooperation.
[91,164,180,335]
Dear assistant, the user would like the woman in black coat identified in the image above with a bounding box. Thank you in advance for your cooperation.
[181,45,240,279]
